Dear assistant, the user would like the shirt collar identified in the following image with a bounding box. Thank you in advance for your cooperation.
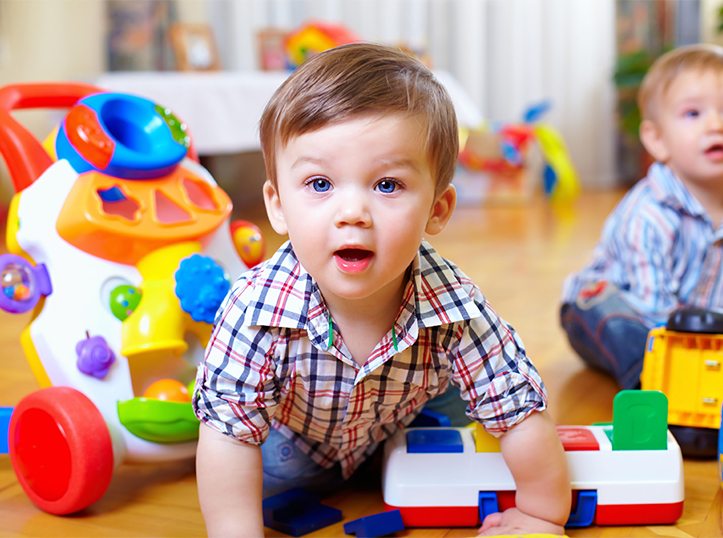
[412,239,482,327]
[243,239,481,333]
[647,162,708,219]
[240,241,314,330]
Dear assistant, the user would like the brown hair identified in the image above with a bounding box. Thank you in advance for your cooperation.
[638,44,723,121]
[259,42,459,197]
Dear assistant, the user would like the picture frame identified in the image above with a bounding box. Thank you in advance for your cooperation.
[256,27,289,71]
[169,23,221,71]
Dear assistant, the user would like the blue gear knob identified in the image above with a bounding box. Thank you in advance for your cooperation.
[175,254,230,324]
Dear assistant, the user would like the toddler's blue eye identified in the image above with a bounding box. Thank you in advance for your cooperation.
[311,178,330,192]
[685,110,699,118]
[376,180,398,194]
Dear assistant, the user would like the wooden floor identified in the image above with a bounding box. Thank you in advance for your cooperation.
[1,189,721,537]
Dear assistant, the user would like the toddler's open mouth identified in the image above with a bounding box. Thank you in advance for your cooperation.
[334,248,373,273]
[705,143,723,160]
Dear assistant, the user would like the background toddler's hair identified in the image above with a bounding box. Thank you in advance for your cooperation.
[638,43,723,121]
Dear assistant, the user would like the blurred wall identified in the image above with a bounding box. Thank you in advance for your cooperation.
[701,0,723,45]
[0,0,106,201]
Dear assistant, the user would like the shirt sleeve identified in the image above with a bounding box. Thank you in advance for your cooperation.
[192,275,280,445]
[451,294,547,436]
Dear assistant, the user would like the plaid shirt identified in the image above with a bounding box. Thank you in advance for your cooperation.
[562,163,723,327]
[194,239,546,478]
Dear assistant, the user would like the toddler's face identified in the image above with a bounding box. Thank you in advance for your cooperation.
[647,69,723,188]
[264,113,454,306]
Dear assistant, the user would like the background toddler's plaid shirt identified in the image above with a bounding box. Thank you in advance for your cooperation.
[194,240,546,478]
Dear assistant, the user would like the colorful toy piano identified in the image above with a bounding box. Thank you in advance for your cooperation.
[383,390,684,529]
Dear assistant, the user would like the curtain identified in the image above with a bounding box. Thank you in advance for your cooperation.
[212,0,617,188]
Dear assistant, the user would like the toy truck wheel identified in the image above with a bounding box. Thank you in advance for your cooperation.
[9,386,114,515]
[667,307,723,333]
[669,425,719,459]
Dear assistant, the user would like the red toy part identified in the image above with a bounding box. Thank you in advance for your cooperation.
[457,149,522,175]
[9,386,114,515]
[65,104,115,170]
[0,83,103,192]
[596,502,684,525]
[496,490,516,511]
[385,504,479,527]
[499,124,535,151]
[579,281,607,300]
[556,426,600,451]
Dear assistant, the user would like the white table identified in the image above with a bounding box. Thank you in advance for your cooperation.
[94,70,482,156]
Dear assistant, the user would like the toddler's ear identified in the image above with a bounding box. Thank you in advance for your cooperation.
[639,119,670,163]
[425,185,456,236]
[263,180,289,235]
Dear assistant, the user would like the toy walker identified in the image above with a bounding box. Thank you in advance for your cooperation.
[0,83,264,514]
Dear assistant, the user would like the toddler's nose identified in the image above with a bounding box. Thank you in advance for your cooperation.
[707,111,723,131]
[334,191,372,227]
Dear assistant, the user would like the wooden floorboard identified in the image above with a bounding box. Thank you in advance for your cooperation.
[0,189,720,537]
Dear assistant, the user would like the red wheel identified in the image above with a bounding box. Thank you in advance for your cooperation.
[9,387,114,514]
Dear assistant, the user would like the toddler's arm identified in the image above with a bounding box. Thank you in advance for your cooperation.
[197,423,264,537]
[478,410,570,536]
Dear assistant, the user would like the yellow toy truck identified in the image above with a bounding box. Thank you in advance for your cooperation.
[642,307,723,458]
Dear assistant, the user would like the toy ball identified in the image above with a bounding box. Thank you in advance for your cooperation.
[143,379,191,403]
[12,284,30,301]
[1,263,33,302]
[230,220,266,268]
[109,284,142,321]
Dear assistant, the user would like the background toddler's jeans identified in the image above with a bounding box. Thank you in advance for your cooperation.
[560,282,650,389]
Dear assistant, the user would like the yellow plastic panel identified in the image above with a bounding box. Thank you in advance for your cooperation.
[121,242,201,361]
[5,194,33,262]
[697,337,723,427]
[643,328,723,428]
[665,335,700,415]
[641,327,667,390]
[474,423,501,452]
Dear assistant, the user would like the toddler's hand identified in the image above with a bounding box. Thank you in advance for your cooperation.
[477,507,565,537]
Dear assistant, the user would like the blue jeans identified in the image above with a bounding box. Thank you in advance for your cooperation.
[261,428,346,498]
[261,383,469,498]
[560,282,649,389]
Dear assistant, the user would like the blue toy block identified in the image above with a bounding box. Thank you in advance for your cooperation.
[343,509,404,537]
[409,408,451,428]
[565,490,597,527]
[0,407,12,454]
[406,429,463,453]
[478,491,499,523]
[479,489,597,528]
[262,488,342,537]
